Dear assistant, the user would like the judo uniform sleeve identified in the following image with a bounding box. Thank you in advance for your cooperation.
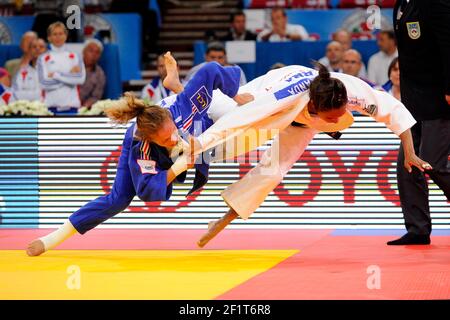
[169,61,242,135]
[332,72,417,135]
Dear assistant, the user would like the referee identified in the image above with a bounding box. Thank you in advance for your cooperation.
[388,0,450,245]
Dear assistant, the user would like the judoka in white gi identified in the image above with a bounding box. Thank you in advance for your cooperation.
[192,63,432,247]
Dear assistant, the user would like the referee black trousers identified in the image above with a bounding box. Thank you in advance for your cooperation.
[397,119,450,235]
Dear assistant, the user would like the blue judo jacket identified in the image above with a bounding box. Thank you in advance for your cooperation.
[68,62,241,234]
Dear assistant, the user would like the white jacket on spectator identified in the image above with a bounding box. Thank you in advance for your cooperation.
[367,50,398,86]
[0,84,15,106]
[37,44,86,110]
[13,64,42,102]
[257,24,309,42]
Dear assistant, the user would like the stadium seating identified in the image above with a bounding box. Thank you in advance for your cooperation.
[244,0,395,8]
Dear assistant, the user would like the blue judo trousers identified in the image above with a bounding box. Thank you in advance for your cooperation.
[69,62,241,234]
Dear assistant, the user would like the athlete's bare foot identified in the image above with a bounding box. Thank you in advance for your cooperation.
[163,51,184,93]
[26,239,45,256]
[197,210,238,248]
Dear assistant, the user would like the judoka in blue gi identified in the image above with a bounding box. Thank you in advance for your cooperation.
[26,55,254,256]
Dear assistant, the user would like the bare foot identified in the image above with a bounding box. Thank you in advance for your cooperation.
[26,239,45,256]
[197,210,238,248]
[163,51,184,93]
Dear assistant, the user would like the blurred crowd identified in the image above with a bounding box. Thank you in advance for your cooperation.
[1,22,105,114]
[0,4,401,115]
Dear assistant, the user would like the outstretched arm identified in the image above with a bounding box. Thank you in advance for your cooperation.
[332,72,432,172]
[399,129,432,173]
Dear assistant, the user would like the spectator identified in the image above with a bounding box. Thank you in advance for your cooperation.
[80,39,106,108]
[318,41,344,73]
[257,7,309,42]
[12,38,48,102]
[368,30,398,86]
[33,38,48,56]
[332,29,367,78]
[382,57,400,101]
[37,22,86,115]
[220,10,257,41]
[141,53,175,103]
[332,29,352,51]
[184,42,247,86]
[342,49,377,87]
[0,68,14,106]
[4,31,38,79]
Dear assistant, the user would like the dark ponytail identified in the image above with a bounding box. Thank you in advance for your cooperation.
[309,61,348,112]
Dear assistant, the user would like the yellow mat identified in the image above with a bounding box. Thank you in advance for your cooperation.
[0,250,297,299]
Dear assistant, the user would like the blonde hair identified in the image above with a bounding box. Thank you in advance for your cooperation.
[47,22,68,37]
[105,92,172,140]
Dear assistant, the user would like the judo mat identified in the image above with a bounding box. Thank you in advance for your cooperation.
[1,228,449,300]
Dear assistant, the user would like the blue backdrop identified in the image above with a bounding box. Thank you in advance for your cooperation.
[194,40,379,81]
[0,16,35,44]
[0,14,141,82]
[286,9,394,40]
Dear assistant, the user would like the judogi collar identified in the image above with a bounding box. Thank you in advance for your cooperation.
[294,104,354,132]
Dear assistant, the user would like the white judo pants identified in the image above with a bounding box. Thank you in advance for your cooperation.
[222,124,318,219]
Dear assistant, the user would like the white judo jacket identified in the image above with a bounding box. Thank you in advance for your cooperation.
[37,44,86,110]
[197,65,416,159]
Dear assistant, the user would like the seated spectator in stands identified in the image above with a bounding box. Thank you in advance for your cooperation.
[318,41,344,72]
[332,29,367,78]
[80,39,106,108]
[0,68,15,106]
[382,57,401,101]
[141,53,175,103]
[184,42,247,85]
[257,7,309,42]
[4,31,38,79]
[220,10,257,41]
[37,22,86,115]
[368,29,398,86]
[32,38,48,56]
[342,49,376,87]
[12,38,47,102]
[332,29,352,51]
